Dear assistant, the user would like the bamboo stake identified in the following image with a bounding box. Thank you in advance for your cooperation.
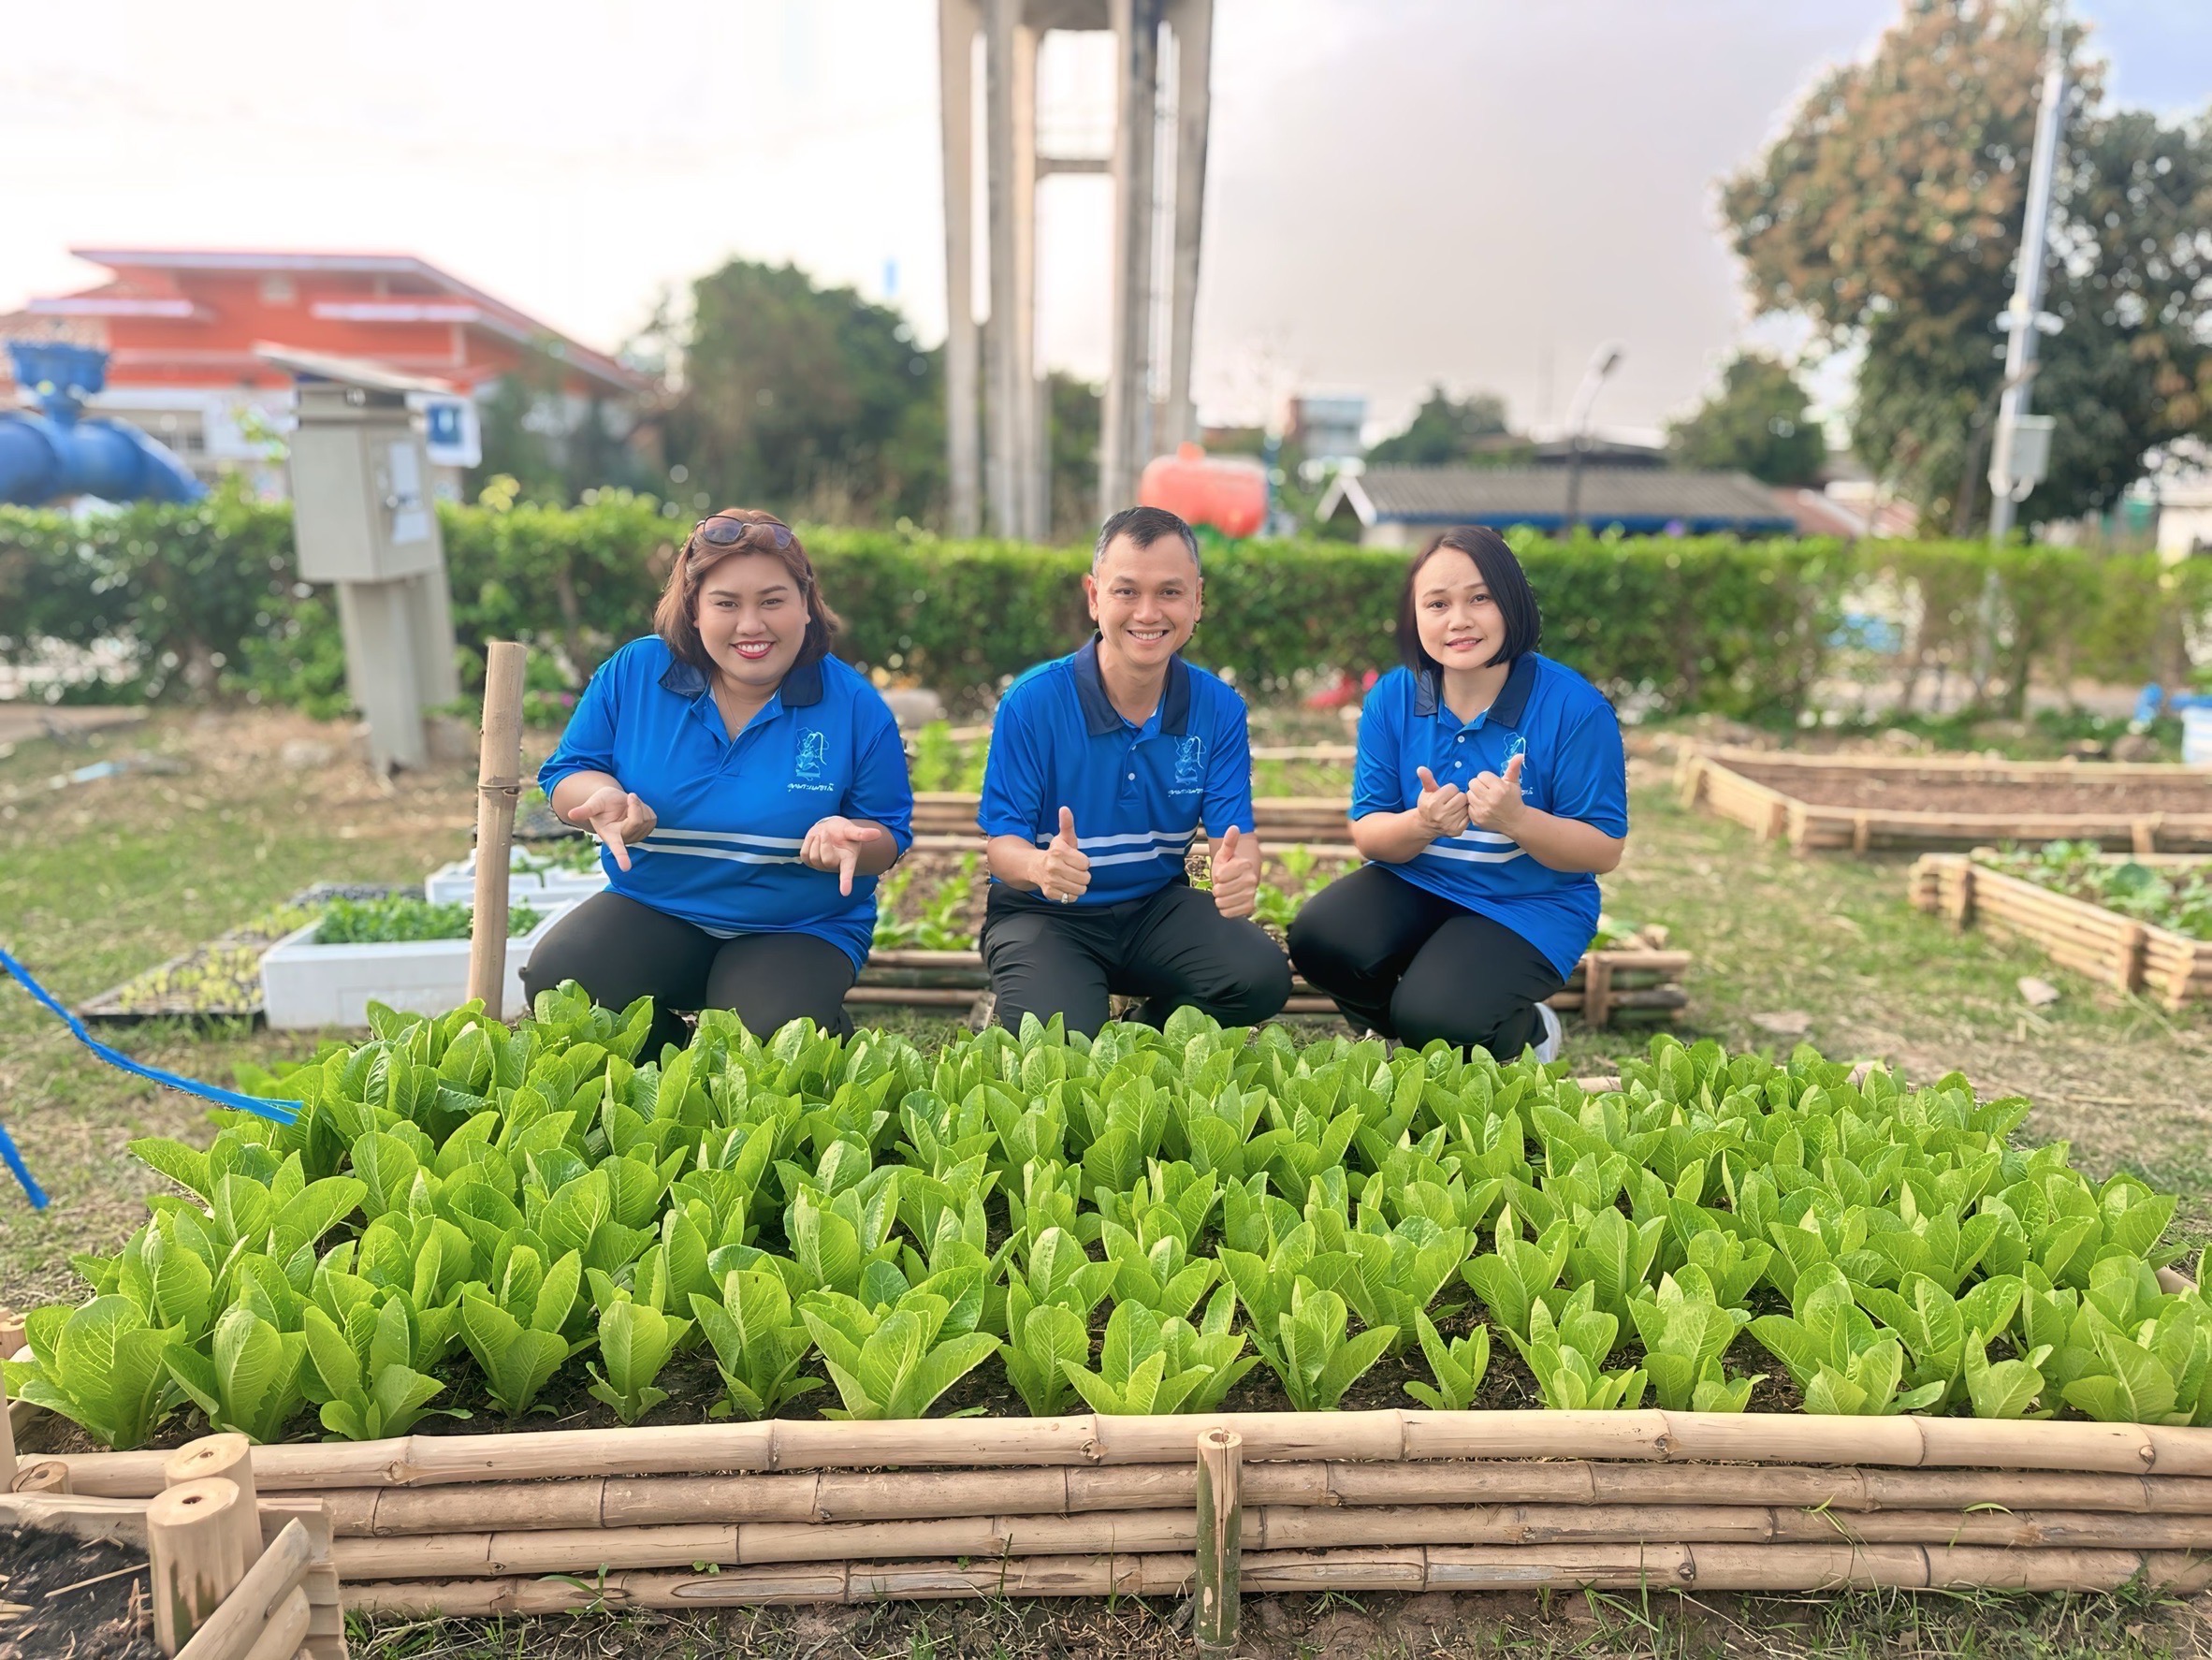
[174,1518,313,1660]
[1194,1429,1240,1660]
[150,1477,250,1656]
[167,1435,264,1590]
[467,640,529,1013]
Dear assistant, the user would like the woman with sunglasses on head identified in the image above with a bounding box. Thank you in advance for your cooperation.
[524,509,913,1055]
[1288,526,1626,1063]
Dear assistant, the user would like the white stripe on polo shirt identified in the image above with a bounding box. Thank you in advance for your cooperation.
[647,827,805,850]
[1419,843,1527,865]
[1036,827,1193,851]
[638,838,801,866]
[1088,847,1186,869]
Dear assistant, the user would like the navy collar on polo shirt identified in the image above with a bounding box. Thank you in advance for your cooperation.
[1071,635,1192,737]
[657,652,826,709]
[1412,652,1536,728]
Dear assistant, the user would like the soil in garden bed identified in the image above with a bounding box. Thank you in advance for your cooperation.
[1726,762,2212,817]
[0,1526,162,1660]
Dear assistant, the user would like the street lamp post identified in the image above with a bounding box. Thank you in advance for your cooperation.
[1561,342,1624,536]
[1987,0,2068,542]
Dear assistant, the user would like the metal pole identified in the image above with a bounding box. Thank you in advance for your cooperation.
[1560,343,1622,536]
[1987,0,2067,543]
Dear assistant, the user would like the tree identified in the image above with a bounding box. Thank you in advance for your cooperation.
[1721,0,2211,530]
[469,340,657,506]
[1665,353,1827,485]
[1365,386,1523,467]
[663,260,944,526]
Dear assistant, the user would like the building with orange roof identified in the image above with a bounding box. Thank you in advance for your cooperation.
[0,249,650,496]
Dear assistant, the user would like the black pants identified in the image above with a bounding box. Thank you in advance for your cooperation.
[520,891,858,1056]
[981,879,1292,1039]
[1288,864,1565,1057]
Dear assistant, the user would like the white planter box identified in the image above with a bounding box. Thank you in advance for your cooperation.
[423,853,609,907]
[261,903,571,1029]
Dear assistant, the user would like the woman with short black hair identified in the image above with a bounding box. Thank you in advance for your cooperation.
[524,509,913,1055]
[1288,526,1627,1060]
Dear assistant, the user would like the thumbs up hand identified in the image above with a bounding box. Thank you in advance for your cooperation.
[1413,764,1470,840]
[1466,751,1528,834]
[1039,806,1091,903]
[1209,823,1261,920]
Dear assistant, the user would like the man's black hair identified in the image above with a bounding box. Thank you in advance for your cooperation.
[1094,504,1201,571]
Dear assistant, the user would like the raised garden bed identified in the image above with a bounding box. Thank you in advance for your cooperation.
[1678,749,2212,854]
[863,848,1686,1027]
[1910,849,2212,1008]
[15,1008,2207,1618]
[422,842,608,908]
[908,792,1357,849]
[259,897,560,1030]
[77,888,401,1026]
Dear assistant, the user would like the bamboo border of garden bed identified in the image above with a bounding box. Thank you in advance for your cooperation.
[1909,852,2212,1009]
[1677,749,2212,855]
[34,1413,2212,1616]
[852,946,1690,1027]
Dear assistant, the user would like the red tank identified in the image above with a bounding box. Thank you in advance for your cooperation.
[1137,443,1267,539]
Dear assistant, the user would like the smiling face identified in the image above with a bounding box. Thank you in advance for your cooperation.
[1413,545,1509,673]
[1084,533,1202,674]
[694,551,808,692]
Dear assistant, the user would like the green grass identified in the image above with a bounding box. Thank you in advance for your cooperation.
[7,709,2212,1657]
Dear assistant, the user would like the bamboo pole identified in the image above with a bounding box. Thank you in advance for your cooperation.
[467,640,529,1013]
[58,1411,2212,1498]
[174,1518,313,1660]
[235,1586,312,1660]
[0,1364,17,1489]
[167,1434,264,1590]
[150,1477,250,1656]
[340,1542,2212,1613]
[1194,1429,1240,1660]
[259,1459,2212,1541]
[10,1457,70,1493]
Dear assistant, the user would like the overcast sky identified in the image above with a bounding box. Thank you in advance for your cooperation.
[4,1,2206,443]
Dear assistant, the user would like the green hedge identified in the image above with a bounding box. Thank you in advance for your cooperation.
[3,488,2205,720]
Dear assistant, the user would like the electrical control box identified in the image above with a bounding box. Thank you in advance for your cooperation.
[289,380,444,584]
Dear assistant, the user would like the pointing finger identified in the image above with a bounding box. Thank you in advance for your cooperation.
[837,840,858,896]
[598,816,632,872]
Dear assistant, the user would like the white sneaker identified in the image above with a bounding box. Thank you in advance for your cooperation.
[1531,1000,1564,1064]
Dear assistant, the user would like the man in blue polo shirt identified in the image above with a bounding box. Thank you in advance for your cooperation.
[977,505,1291,1036]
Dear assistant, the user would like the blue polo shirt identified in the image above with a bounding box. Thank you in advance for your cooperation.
[539,636,914,969]
[979,640,1255,907]
[1351,654,1627,976]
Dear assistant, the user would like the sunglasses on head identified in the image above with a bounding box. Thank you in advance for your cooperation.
[692,516,794,553]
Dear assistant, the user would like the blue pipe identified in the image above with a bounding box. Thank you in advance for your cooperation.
[0,340,207,507]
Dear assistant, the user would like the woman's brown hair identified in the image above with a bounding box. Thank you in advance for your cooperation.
[653,508,841,675]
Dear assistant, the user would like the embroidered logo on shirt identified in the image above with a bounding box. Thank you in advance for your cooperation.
[1171,734,1206,790]
[790,729,836,793]
[795,730,827,780]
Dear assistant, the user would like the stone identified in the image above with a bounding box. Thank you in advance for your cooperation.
[2017,976,2061,1008]
[882,687,947,728]
[279,738,335,770]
